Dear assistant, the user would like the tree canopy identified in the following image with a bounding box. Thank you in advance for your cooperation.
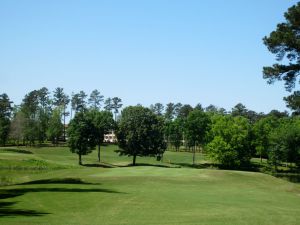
[116,106,167,165]
[263,2,300,113]
[67,111,96,165]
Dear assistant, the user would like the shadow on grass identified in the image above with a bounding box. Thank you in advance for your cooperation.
[171,162,263,172]
[0,201,49,217]
[83,163,116,168]
[17,178,101,186]
[171,162,218,169]
[116,163,180,168]
[0,148,33,154]
[0,178,125,218]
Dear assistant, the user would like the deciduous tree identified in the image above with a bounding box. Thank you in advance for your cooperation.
[116,106,167,165]
[67,111,96,165]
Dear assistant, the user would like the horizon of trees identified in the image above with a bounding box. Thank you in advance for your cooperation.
[1,87,300,170]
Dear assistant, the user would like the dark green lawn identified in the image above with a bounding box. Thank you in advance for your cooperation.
[1,145,300,225]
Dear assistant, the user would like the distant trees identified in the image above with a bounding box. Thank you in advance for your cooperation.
[104,97,123,121]
[4,87,300,172]
[0,93,13,146]
[9,110,25,146]
[4,88,122,148]
[164,103,175,121]
[185,110,210,165]
[88,89,104,110]
[116,106,167,165]
[53,87,70,141]
[47,108,63,145]
[111,97,123,121]
[71,91,87,114]
[150,103,165,116]
[20,88,52,145]
[252,116,279,163]
[166,118,183,151]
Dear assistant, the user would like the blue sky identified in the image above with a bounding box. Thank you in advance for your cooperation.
[0,0,298,113]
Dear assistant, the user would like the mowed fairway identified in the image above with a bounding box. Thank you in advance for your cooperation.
[1,146,300,225]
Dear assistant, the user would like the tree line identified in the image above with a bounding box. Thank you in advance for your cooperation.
[0,88,122,147]
[1,88,300,170]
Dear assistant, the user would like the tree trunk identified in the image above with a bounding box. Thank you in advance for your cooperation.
[260,154,262,163]
[98,144,101,162]
[193,145,196,166]
[63,107,66,142]
[133,154,137,166]
[79,154,82,165]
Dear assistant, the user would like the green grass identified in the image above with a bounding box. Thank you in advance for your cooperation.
[1,145,300,225]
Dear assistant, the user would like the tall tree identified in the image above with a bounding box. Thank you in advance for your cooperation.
[116,106,167,165]
[185,110,210,165]
[205,104,219,113]
[177,104,193,119]
[263,3,300,104]
[53,87,70,141]
[194,103,204,111]
[88,110,115,162]
[165,102,175,121]
[21,90,40,145]
[167,118,183,151]
[111,97,123,121]
[174,103,182,118]
[36,87,52,143]
[104,97,113,112]
[88,89,104,110]
[67,111,96,165]
[9,110,26,146]
[231,103,248,117]
[71,91,87,113]
[0,93,13,146]
[47,108,63,145]
[150,103,165,116]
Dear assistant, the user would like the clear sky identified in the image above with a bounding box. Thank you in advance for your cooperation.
[0,0,298,113]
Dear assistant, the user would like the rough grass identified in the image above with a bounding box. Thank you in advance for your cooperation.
[0,145,300,225]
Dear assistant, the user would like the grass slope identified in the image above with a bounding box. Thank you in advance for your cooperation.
[0,146,300,225]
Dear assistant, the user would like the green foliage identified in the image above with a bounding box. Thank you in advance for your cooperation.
[20,88,52,145]
[47,108,63,145]
[284,91,300,115]
[88,89,104,110]
[177,104,193,119]
[166,118,183,151]
[269,118,300,170]
[71,91,87,113]
[67,112,96,165]
[263,2,300,103]
[207,115,251,168]
[252,116,279,161]
[0,93,12,146]
[53,87,70,141]
[87,109,115,162]
[116,106,167,165]
[150,103,165,116]
[185,110,210,146]
[164,102,175,121]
